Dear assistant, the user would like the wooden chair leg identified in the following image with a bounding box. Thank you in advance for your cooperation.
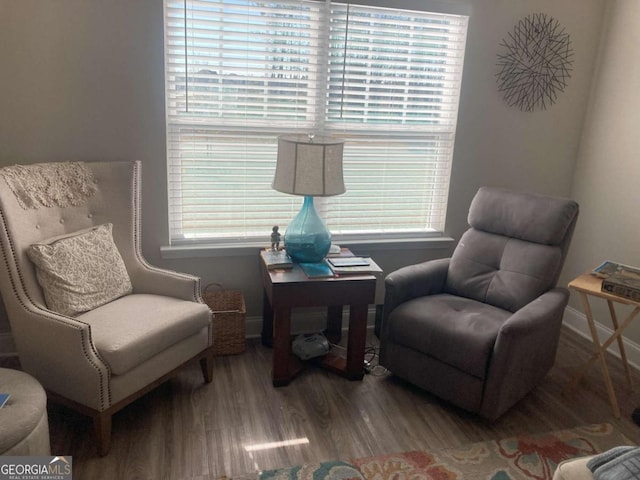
[200,348,214,383]
[93,411,112,456]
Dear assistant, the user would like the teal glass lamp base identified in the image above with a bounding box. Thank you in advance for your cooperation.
[284,196,331,263]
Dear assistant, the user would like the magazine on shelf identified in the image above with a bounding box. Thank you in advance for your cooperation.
[592,260,626,278]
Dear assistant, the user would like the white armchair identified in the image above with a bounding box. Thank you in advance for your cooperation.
[0,160,213,455]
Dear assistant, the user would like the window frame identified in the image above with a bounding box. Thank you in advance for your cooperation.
[163,0,469,247]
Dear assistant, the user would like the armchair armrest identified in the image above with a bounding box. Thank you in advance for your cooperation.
[383,258,450,320]
[11,304,111,412]
[481,287,570,419]
[127,257,204,303]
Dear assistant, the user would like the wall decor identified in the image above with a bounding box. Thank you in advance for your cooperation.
[496,13,573,112]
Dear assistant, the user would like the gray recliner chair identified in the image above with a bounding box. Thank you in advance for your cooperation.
[380,187,579,420]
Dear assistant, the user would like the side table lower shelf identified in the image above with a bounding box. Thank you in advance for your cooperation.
[272,351,365,387]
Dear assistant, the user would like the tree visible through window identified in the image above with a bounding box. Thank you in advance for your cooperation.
[164,0,468,244]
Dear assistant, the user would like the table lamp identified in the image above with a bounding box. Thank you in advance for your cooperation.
[272,133,345,263]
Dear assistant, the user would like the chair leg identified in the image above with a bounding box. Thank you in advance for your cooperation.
[93,411,112,456]
[200,348,214,383]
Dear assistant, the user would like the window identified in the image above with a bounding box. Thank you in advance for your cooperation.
[164,0,468,245]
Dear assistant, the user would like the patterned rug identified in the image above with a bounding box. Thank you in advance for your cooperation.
[241,423,633,480]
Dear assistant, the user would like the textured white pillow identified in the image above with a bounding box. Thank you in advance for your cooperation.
[27,223,133,316]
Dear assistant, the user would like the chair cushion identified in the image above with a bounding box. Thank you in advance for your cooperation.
[79,294,211,375]
[27,223,132,316]
[446,229,562,312]
[387,293,510,379]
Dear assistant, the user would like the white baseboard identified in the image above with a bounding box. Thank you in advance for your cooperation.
[563,306,640,372]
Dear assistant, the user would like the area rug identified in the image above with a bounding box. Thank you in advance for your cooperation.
[239,423,634,480]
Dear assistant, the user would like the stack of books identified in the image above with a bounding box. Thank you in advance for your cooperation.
[299,255,383,279]
[261,247,383,279]
[326,256,382,275]
[592,261,640,302]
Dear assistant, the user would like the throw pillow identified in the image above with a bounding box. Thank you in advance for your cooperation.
[27,223,133,316]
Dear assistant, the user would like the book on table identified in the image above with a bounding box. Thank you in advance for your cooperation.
[326,245,355,258]
[329,257,383,275]
[327,256,371,268]
[597,261,640,301]
[261,250,294,270]
[299,260,336,278]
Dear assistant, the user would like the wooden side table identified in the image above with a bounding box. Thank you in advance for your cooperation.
[567,273,640,417]
[260,258,377,387]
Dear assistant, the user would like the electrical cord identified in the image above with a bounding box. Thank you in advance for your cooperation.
[329,343,389,377]
[328,341,389,376]
[364,343,388,376]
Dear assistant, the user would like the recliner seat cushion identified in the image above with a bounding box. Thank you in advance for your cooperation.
[387,293,510,379]
[79,294,211,375]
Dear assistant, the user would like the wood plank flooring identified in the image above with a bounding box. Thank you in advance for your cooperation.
[3,326,640,479]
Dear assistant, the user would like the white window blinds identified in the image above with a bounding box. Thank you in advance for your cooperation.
[164,0,468,243]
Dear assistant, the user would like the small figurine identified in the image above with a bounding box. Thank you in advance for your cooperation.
[270,225,281,251]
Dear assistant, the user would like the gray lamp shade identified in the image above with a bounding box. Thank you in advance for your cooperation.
[273,134,345,197]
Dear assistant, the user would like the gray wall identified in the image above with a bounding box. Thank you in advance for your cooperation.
[0,0,609,349]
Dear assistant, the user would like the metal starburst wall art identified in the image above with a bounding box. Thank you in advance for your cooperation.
[496,13,574,112]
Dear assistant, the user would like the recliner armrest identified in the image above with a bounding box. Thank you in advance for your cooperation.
[498,287,569,336]
[481,287,569,419]
[384,258,450,318]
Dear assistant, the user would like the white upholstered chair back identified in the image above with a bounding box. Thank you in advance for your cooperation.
[0,161,139,315]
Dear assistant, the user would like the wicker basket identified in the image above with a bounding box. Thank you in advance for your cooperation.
[203,283,246,355]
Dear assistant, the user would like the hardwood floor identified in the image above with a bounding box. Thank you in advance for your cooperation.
[3,326,640,478]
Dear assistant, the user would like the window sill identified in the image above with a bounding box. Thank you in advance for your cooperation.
[160,236,456,259]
